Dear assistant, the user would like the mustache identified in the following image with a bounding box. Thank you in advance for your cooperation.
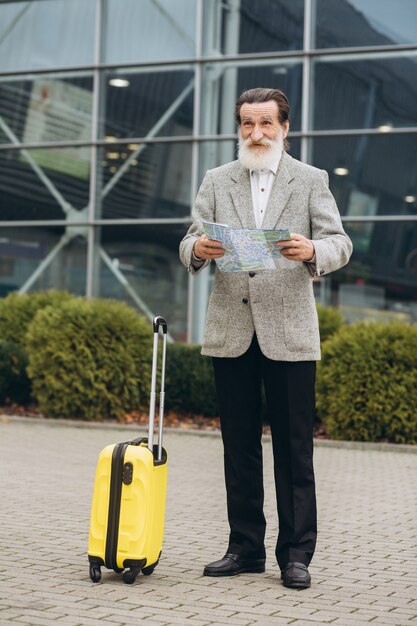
[242,137,275,147]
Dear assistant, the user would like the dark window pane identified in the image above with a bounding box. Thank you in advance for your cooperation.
[103,0,196,64]
[0,0,95,72]
[201,60,302,135]
[313,53,417,130]
[98,142,191,220]
[203,0,304,55]
[97,224,188,340]
[0,147,91,220]
[314,221,417,323]
[102,67,194,140]
[0,226,86,296]
[311,135,417,217]
[315,0,417,49]
[0,73,93,145]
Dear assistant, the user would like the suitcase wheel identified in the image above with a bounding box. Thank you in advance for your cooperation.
[89,564,102,583]
[142,562,157,576]
[122,568,140,584]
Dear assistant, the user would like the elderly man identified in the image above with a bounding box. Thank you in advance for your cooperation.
[179,88,352,589]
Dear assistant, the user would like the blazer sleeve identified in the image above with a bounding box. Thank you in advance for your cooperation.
[306,170,353,277]
[179,170,215,275]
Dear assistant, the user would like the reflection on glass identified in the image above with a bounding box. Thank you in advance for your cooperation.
[315,0,417,48]
[0,227,86,297]
[311,135,417,216]
[313,53,417,130]
[198,141,236,183]
[314,0,417,49]
[203,0,304,55]
[314,221,417,324]
[98,143,192,220]
[102,67,194,139]
[198,139,301,185]
[0,147,91,220]
[0,0,95,72]
[103,0,196,64]
[201,60,302,135]
[0,74,93,145]
[97,224,188,340]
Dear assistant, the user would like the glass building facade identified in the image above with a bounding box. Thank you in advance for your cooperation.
[0,0,416,343]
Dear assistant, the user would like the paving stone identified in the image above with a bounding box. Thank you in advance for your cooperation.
[1,417,417,626]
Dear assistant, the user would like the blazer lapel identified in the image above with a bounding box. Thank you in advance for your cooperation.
[261,152,295,230]
[229,164,257,229]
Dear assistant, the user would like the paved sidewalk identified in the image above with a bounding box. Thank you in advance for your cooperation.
[0,417,416,626]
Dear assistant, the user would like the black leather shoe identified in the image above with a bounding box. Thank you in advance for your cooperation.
[203,553,265,577]
[281,562,311,589]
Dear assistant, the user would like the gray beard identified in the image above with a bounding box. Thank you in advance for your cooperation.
[238,130,284,171]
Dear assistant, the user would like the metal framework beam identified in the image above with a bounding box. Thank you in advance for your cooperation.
[2,74,194,331]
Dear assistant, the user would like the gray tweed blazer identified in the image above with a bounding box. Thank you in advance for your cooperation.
[179,151,352,361]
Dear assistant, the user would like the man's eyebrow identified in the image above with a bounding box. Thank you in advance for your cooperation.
[241,114,273,121]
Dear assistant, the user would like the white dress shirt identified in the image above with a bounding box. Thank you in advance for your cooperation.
[250,158,280,228]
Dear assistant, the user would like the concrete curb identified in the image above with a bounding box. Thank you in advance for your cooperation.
[2,413,416,453]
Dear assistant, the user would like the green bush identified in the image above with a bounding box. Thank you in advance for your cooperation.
[316,321,417,444]
[0,340,31,405]
[26,298,153,420]
[0,290,73,346]
[165,343,218,417]
[316,303,344,343]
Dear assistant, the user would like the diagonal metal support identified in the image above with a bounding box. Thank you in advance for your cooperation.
[99,247,174,342]
[0,116,72,215]
[100,79,194,200]
[0,2,31,48]
[18,233,72,293]
[150,0,194,48]
[1,80,194,333]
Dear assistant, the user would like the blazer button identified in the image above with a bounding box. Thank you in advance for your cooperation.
[242,298,249,304]
[248,271,256,277]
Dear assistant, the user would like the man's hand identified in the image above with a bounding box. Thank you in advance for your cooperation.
[276,233,315,262]
[194,235,225,260]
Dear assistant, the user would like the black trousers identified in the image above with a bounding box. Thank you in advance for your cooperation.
[212,334,317,569]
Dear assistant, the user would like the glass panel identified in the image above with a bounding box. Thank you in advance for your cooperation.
[198,139,301,185]
[103,0,196,64]
[0,73,93,145]
[0,226,87,297]
[199,140,237,183]
[311,134,417,217]
[0,0,95,72]
[97,142,192,220]
[102,66,194,140]
[314,0,417,49]
[203,0,304,55]
[313,53,417,130]
[314,221,417,324]
[96,224,189,341]
[201,60,302,135]
[0,146,91,220]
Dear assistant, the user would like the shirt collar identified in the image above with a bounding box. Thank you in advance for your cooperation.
[250,157,281,177]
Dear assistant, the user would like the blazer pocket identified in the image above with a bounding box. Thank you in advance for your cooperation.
[202,293,229,349]
[282,297,319,353]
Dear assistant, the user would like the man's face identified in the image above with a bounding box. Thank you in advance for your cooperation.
[239,100,289,151]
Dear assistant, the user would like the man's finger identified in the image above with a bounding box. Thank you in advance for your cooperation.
[204,240,223,248]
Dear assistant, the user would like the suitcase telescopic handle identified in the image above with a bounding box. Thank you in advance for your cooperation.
[148,316,168,461]
[153,316,167,334]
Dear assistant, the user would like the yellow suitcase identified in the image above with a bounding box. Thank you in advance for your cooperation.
[88,316,168,584]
